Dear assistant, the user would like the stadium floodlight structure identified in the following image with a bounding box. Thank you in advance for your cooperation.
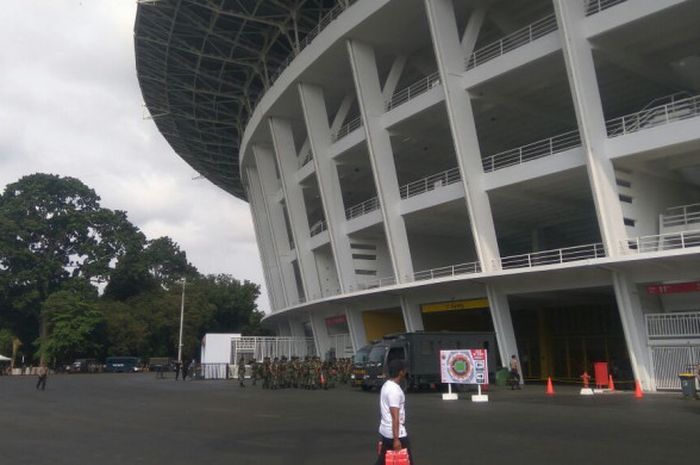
[136,0,700,392]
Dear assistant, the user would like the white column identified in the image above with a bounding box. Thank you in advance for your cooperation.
[252,144,299,306]
[345,306,368,352]
[244,168,286,310]
[268,117,322,300]
[381,54,407,100]
[347,40,415,282]
[485,284,522,382]
[554,0,628,256]
[298,83,356,292]
[309,310,331,360]
[424,0,502,270]
[399,296,425,333]
[612,272,655,391]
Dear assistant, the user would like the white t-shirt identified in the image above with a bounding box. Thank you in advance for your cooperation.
[378,379,407,439]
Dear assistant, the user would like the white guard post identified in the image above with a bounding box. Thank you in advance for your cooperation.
[442,383,458,401]
[471,384,488,403]
[580,387,594,396]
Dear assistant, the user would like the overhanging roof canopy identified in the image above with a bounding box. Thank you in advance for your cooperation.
[134,0,342,200]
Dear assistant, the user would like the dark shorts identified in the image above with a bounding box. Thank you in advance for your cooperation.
[374,435,413,465]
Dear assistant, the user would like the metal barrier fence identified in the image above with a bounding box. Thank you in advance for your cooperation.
[413,261,481,281]
[585,0,628,16]
[606,94,700,137]
[465,14,557,70]
[647,312,700,339]
[199,363,230,380]
[232,337,316,362]
[385,71,441,111]
[651,346,700,390]
[482,129,581,172]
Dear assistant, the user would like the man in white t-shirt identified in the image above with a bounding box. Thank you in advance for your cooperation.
[375,358,414,465]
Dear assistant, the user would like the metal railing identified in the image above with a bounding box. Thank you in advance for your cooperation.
[606,94,700,137]
[412,261,481,281]
[348,275,397,292]
[399,166,461,199]
[233,336,316,362]
[482,129,581,172]
[497,243,606,270]
[624,229,700,254]
[345,196,380,220]
[332,114,363,142]
[268,0,359,84]
[465,14,558,70]
[385,71,441,111]
[585,0,628,16]
[309,219,328,237]
[662,203,700,228]
[651,345,700,390]
[647,312,700,339]
[329,334,354,358]
[298,148,313,168]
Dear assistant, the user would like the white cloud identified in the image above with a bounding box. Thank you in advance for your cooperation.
[0,0,270,312]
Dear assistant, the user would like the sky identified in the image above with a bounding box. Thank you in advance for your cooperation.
[0,1,270,312]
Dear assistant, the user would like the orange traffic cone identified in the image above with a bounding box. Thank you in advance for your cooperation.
[634,380,644,398]
[546,377,555,395]
[608,375,615,392]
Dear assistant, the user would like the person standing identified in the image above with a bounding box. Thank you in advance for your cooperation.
[509,355,521,390]
[182,359,189,381]
[36,365,48,391]
[174,360,181,381]
[188,359,196,380]
[238,357,246,388]
[375,359,414,465]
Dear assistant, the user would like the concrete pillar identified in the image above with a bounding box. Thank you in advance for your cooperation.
[345,306,368,352]
[268,117,322,301]
[347,39,415,282]
[298,83,357,292]
[424,0,502,271]
[400,296,425,333]
[554,0,628,256]
[486,284,522,382]
[309,310,331,360]
[612,272,655,391]
[252,144,299,306]
[244,167,286,311]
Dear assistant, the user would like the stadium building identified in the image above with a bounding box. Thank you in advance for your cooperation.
[135,0,700,391]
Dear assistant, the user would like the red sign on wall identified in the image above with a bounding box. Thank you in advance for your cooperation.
[647,281,700,295]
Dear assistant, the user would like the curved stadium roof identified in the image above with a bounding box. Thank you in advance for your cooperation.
[134,0,343,200]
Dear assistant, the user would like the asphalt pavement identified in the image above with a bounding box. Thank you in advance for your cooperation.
[0,373,698,465]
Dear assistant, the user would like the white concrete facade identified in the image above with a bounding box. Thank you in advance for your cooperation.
[237,0,700,391]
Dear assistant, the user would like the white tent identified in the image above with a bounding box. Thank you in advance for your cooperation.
[0,355,11,362]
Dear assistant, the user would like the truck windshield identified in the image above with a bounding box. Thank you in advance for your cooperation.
[368,346,386,363]
[353,348,370,364]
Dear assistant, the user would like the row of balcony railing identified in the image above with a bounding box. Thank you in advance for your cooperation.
[662,203,700,228]
[625,229,700,254]
[386,72,441,112]
[482,129,581,172]
[585,0,628,16]
[309,219,328,237]
[646,311,700,339]
[345,196,380,221]
[298,148,313,169]
[332,114,363,142]
[606,93,700,137]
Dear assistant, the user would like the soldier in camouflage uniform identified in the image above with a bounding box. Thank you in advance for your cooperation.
[262,357,271,389]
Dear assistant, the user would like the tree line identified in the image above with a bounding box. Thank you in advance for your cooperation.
[0,173,268,367]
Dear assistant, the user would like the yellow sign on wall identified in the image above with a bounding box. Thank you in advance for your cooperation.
[421,298,489,314]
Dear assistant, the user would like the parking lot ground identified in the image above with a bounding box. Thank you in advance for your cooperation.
[0,374,698,465]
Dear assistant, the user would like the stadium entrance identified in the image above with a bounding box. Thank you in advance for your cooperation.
[509,287,631,383]
[361,307,405,341]
[420,298,495,332]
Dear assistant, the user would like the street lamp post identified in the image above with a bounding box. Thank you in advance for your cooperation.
[177,277,186,363]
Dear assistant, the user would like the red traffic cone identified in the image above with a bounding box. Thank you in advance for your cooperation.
[608,375,615,392]
[546,377,555,395]
[634,380,644,398]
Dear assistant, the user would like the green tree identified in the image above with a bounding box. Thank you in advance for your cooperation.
[0,173,142,360]
[38,290,106,366]
[0,328,13,356]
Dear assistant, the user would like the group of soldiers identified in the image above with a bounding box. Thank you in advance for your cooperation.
[238,356,353,390]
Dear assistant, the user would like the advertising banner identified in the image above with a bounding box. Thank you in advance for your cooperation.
[440,349,488,385]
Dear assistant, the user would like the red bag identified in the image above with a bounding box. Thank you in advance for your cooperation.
[385,448,411,465]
